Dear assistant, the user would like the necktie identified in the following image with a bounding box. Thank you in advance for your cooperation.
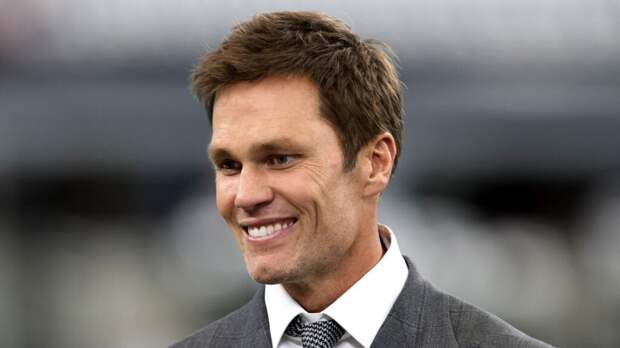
[285,314,345,348]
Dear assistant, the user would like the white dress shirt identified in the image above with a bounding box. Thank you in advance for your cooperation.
[265,225,408,348]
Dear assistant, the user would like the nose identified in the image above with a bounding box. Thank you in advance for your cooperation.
[234,166,273,211]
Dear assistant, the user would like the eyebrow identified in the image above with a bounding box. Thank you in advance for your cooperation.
[208,137,303,163]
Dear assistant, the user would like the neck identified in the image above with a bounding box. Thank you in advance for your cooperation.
[282,224,384,312]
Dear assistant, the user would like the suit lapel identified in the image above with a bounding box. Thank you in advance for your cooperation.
[371,256,425,347]
[240,287,272,347]
[371,256,459,348]
[211,287,272,348]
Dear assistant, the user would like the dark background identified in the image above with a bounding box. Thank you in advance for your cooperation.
[1,1,619,347]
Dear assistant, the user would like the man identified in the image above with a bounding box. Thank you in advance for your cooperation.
[172,11,553,348]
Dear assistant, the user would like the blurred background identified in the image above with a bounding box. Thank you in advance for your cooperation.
[1,0,619,347]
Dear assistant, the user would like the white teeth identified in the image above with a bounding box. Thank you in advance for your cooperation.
[246,221,294,238]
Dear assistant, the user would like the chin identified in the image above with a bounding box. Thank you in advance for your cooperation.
[248,268,287,285]
[245,258,293,285]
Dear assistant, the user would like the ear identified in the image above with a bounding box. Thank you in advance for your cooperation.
[362,132,397,197]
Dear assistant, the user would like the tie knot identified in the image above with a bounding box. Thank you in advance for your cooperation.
[285,315,345,348]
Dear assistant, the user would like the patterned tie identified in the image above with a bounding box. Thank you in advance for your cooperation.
[285,314,345,348]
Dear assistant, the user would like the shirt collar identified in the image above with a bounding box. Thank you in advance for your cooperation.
[265,224,408,348]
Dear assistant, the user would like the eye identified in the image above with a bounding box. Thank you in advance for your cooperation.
[267,154,295,167]
[217,159,241,174]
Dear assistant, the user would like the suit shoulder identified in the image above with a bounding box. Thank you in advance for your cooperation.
[168,300,255,348]
[446,294,554,348]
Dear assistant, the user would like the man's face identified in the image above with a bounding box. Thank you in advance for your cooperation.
[209,76,367,285]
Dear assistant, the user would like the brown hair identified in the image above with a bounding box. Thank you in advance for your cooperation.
[191,11,404,171]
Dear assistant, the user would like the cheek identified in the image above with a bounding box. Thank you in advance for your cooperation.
[320,177,361,228]
[275,175,324,219]
[215,178,236,217]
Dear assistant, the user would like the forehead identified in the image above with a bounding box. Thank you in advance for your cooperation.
[209,76,330,153]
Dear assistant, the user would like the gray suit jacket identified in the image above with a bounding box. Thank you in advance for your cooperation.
[170,256,554,348]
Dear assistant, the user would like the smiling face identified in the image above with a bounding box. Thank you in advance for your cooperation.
[209,76,374,286]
